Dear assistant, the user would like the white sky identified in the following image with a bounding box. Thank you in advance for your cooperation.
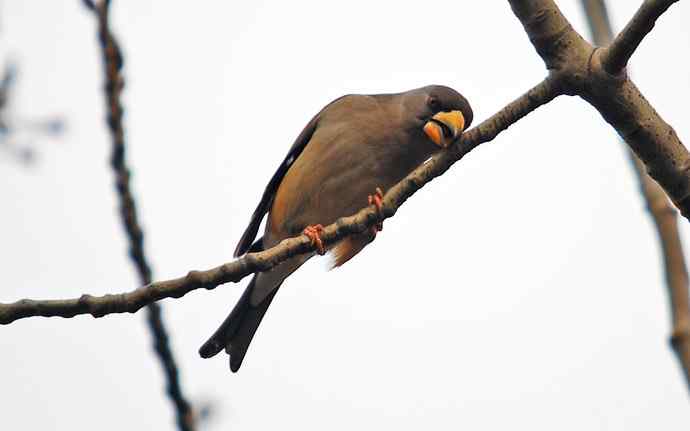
[1,1,689,430]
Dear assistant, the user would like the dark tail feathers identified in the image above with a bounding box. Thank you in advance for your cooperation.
[198,275,279,372]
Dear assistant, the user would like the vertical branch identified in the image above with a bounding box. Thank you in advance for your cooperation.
[83,1,196,429]
[580,0,690,388]
[581,0,614,44]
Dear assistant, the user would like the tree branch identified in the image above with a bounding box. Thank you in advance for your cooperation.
[581,0,614,45]
[508,0,690,220]
[581,0,690,389]
[509,0,591,72]
[601,0,681,75]
[0,77,561,323]
[84,1,195,430]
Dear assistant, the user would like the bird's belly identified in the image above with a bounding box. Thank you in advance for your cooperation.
[290,145,412,232]
[268,126,430,242]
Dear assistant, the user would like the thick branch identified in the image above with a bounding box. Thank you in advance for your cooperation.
[601,0,680,74]
[84,1,195,430]
[581,0,690,389]
[585,62,690,220]
[0,77,561,324]
[508,0,590,72]
[508,0,690,220]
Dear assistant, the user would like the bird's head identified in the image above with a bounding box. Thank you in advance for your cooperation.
[403,85,473,149]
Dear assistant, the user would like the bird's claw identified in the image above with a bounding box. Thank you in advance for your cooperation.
[367,187,384,235]
[303,224,326,255]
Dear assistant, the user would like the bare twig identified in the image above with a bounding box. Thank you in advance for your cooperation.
[580,0,690,390]
[0,62,65,165]
[601,0,681,74]
[0,77,561,322]
[85,1,195,430]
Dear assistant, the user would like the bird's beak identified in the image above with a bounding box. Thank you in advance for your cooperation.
[423,110,465,148]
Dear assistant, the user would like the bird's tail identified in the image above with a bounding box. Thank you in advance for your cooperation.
[198,275,280,372]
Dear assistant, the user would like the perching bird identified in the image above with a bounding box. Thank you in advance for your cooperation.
[199,85,473,371]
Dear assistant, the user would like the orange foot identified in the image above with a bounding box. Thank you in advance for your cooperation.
[303,224,326,255]
[367,187,384,235]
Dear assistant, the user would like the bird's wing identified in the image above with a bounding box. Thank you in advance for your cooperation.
[233,114,319,256]
[234,96,351,257]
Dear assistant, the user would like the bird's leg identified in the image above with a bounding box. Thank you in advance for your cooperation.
[303,224,326,255]
[367,187,384,236]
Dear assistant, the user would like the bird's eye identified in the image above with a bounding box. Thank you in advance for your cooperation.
[427,97,441,111]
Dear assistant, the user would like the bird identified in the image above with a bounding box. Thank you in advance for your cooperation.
[199,85,473,372]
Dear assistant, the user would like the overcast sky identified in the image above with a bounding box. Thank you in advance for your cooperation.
[1,1,689,430]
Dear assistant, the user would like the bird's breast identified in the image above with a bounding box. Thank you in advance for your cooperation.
[267,117,434,242]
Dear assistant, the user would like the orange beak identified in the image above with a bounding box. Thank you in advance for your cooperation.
[423,110,465,148]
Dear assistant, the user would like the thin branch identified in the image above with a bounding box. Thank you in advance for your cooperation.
[86,2,195,430]
[601,0,680,75]
[0,62,65,165]
[0,77,561,323]
[581,0,615,45]
[581,0,690,389]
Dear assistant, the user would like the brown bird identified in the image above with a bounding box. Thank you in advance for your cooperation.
[199,85,473,371]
